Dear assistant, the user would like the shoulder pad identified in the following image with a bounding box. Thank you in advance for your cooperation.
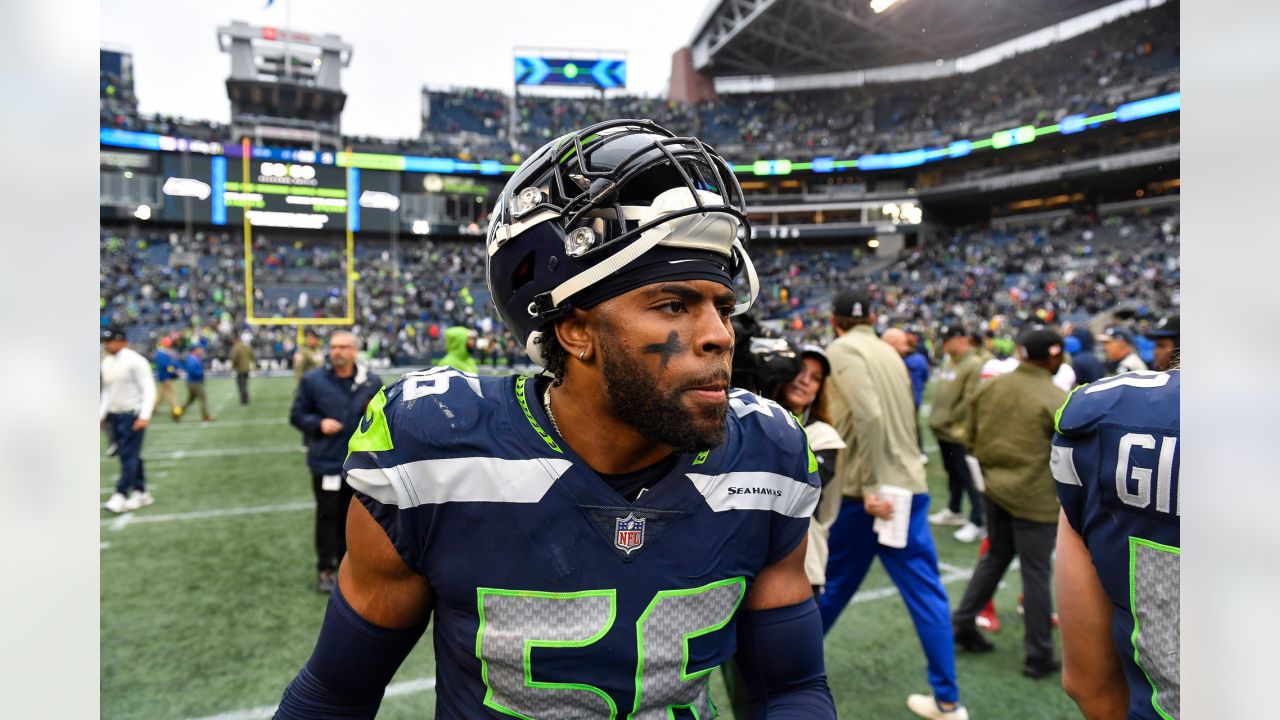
[367,367,503,456]
[1055,370,1180,436]
[727,387,814,472]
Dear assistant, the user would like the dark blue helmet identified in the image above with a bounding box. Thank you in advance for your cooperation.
[485,118,758,366]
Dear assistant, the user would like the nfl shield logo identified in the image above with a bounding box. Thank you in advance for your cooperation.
[614,513,646,555]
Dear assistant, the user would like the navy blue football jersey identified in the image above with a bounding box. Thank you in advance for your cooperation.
[1052,370,1180,720]
[344,368,821,719]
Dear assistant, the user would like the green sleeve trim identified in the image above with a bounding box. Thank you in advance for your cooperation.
[346,386,393,460]
[1053,383,1086,435]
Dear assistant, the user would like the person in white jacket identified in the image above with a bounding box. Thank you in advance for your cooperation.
[774,345,847,592]
[100,325,157,513]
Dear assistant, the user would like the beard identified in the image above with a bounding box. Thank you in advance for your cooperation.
[599,335,729,455]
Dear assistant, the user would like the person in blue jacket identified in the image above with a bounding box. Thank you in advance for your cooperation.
[289,331,383,593]
[181,345,213,422]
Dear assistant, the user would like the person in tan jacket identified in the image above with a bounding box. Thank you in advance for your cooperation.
[927,324,986,540]
[231,333,256,405]
[951,328,1067,681]
[817,287,968,720]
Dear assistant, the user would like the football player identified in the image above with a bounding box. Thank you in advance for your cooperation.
[275,120,834,719]
[1052,368,1180,720]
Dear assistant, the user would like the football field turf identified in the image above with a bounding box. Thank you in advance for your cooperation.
[101,375,1078,719]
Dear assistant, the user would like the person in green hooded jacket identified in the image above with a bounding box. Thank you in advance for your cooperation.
[437,325,478,374]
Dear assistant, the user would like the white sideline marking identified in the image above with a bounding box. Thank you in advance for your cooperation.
[145,418,289,431]
[101,445,301,463]
[186,676,438,720]
[101,501,312,529]
[847,562,974,604]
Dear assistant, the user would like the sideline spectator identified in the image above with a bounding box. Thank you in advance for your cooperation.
[437,325,478,373]
[182,345,213,422]
[100,325,157,514]
[232,333,256,404]
[951,329,1067,680]
[1100,326,1148,375]
[927,324,985,542]
[288,331,383,593]
[818,288,966,720]
[153,336,183,422]
[1148,314,1180,370]
[1067,326,1106,384]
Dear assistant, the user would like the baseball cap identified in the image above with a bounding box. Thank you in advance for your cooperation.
[799,344,830,375]
[1017,328,1065,360]
[832,287,873,319]
[938,323,968,342]
[1097,326,1135,345]
[1147,315,1180,339]
[100,325,126,342]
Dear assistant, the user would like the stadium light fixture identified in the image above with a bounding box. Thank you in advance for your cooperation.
[133,204,151,221]
[870,0,908,13]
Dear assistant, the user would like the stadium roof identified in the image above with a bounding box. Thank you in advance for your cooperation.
[690,0,1119,76]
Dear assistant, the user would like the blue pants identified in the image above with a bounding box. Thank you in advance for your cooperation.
[818,494,959,703]
[108,412,147,496]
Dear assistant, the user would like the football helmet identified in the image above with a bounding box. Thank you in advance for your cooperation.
[485,118,758,366]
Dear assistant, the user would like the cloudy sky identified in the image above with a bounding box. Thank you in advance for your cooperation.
[101,0,712,139]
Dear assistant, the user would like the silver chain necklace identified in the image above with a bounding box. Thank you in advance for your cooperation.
[543,384,563,439]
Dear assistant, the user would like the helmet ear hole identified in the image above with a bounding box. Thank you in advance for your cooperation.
[512,249,537,291]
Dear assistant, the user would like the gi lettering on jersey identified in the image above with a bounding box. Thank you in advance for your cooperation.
[615,513,646,554]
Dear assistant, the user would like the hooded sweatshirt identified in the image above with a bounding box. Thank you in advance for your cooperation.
[438,326,478,374]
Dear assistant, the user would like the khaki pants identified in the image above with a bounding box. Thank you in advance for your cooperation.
[183,381,211,419]
[154,380,179,419]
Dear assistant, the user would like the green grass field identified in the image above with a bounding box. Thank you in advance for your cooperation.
[101,375,1078,719]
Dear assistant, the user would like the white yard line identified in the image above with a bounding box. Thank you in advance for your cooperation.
[144,418,289,431]
[101,501,312,529]
[101,485,161,494]
[186,677,437,720]
[101,445,302,463]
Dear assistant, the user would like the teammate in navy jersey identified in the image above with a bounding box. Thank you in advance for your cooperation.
[275,120,834,719]
[1052,369,1180,720]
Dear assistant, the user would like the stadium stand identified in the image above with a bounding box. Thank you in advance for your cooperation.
[100,206,1178,365]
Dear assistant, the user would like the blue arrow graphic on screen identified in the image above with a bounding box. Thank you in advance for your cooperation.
[591,60,626,89]
[522,57,551,85]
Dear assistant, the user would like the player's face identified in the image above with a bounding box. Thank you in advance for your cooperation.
[1154,338,1176,370]
[782,356,824,415]
[594,280,735,454]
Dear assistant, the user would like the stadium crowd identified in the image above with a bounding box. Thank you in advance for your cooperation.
[100,205,1178,375]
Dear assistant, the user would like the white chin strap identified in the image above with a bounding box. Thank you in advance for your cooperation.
[523,186,759,368]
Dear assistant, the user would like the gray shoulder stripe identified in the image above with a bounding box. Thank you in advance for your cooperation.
[1050,445,1083,487]
[348,457,574,508]
[687,471,820,518]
